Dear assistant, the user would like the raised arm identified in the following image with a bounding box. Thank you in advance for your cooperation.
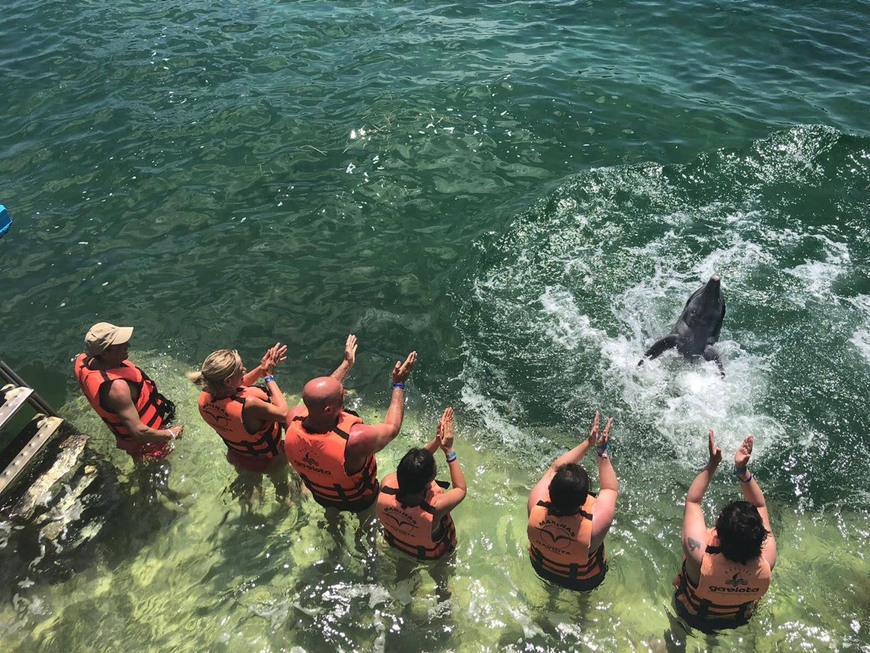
[243,396,290,422]
[244,342,287,387]
[105,380,182,443]
[734,435,777,570]
[528,411,607,514]
[330,334,358,383]
[345,351,416,471]
[590,419,618,550]
[431,407,467,517]
[242,374,290,430]
[423,426,441,454]
[681,429,721,572]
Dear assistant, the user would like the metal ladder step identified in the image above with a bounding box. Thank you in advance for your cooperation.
[0,414,64,497]
[0,384,35,432]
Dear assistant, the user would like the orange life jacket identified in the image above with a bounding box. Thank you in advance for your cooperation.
[376,473,457,560]
[674,528,771,625]
[198,386,282,462]
[74,353,174,456]
[284,407,378,511]
[528,493,606,589]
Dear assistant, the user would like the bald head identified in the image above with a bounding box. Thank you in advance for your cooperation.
[302,376,344,415]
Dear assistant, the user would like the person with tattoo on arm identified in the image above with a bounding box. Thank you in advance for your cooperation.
[673,430,777,631]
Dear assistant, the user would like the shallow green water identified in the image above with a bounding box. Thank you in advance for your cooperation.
[1,1,869,651]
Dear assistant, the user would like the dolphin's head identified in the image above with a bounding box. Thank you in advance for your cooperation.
[700,274,722,301]
[682,274,725,331]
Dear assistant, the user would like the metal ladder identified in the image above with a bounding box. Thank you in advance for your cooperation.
[0,361,64,499]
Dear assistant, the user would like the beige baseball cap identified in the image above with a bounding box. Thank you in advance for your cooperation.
[85,322,134,355]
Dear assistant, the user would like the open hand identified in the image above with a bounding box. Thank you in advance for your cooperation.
[261,343,288,376]
[343,334,358,367]
[707,429,723,466]
[391,351,417,384]
[587,411,601,445]
[735,435,753,470]
[437,407,455,452]
[587,411,613,448]
[597,415,613,448]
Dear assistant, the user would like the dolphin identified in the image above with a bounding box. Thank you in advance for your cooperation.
[639,274,726,375]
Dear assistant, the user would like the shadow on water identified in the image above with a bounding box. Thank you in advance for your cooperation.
[78,449,201,563]
[0,447,199,652]
[209,498,464,653]
[0,441,120,584]
[499,585,596,650]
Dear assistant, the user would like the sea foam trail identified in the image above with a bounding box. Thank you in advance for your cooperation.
[456,127,870,481]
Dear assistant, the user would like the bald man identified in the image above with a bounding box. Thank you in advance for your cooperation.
[284,349,417,513]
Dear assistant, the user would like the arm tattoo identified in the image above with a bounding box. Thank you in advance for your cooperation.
[687,537,701,552]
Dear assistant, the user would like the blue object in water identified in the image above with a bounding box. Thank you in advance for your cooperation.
[0,205,11,238]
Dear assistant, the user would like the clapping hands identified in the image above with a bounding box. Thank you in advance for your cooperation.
[437,407,455,452]
[586,411,613,449]
[260,343,288,377]
[735,434,753,470]
[391,351,417,385]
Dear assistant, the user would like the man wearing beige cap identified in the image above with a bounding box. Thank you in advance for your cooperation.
[75,322,183,462]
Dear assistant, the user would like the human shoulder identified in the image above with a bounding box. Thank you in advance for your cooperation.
[74,354,100,384]
[239,387,268,405]
[340,409,364,425]
[684,528,713,569]
[239,384,269,399]
[345,412,372,439]
[104,375,134,409]
[287,405,307,420]
[527,483,551,515]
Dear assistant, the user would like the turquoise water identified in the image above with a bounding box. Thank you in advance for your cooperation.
[1,1,869,651]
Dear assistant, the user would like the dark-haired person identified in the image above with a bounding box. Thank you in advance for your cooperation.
[673,430,777,631]
[376,407,467,561]
[527,411,618,591]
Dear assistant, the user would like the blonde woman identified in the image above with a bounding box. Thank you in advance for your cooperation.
[190,336,357,510]
[189,342,293,508]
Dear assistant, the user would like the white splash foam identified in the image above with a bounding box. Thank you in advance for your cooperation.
[786,235,851,306]
[538,286,605,349]
[846,294,870,364]
[459,361,529,447]
[458,158,854,467]
[612,260,780,459]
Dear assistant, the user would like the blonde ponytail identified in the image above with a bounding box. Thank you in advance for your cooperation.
[190,349,242,395]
